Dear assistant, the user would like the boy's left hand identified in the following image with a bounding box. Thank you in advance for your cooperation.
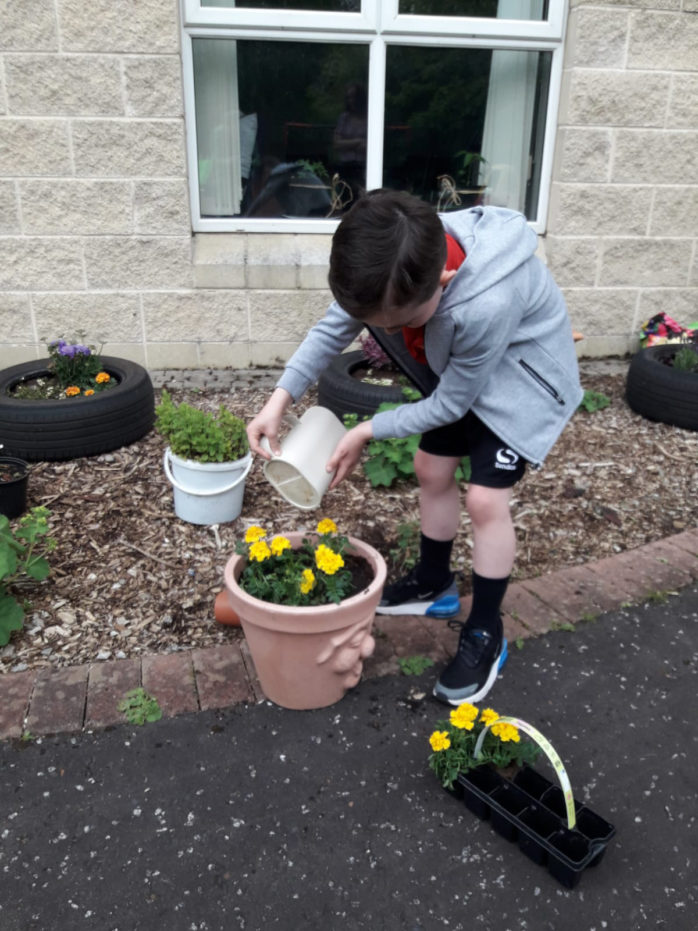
[326,421,373,489]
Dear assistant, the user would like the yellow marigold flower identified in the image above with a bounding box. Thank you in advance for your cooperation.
[248,540,271,563]
[316,518,337,535]
[491,722,521,743]
[429,730,451,752]
[480,708,500,726]
[245,525,267,544]
[84,389,95,396]
[450,702,479,730]
[300,568,315,594]
[65,386,80,397]
[270,535,292,556]
[95,371,111,384]
[315,543,344,576]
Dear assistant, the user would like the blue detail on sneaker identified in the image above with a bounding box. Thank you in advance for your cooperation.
[425,595,461,619]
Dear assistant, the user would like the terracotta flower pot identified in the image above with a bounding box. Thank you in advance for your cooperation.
[223,533,387,710]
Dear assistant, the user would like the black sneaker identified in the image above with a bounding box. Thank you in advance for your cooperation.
[433,620,508,706]
[376,567,460,618]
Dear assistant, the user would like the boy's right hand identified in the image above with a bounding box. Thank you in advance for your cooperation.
[246,388,293,459]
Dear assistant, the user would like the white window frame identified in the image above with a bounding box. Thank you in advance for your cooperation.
[180,0,567,234]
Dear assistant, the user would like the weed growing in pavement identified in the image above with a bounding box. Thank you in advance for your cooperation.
[398,655,435,676]
[118,688,163,725]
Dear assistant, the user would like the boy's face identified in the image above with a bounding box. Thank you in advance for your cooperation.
[363,266,456,335]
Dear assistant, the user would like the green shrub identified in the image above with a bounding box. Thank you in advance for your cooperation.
[155,390,249,463]
[0,507,56,646]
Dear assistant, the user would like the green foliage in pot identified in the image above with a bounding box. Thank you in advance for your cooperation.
[155,390,249,463]
[0,506,56,646]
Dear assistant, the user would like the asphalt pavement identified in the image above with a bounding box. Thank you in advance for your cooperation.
[1,583,697,931]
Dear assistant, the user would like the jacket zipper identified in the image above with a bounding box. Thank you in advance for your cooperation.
[519,359,565,406]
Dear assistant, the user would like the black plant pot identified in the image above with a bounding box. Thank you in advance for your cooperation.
[0,456,29,519]
[454,764,616,889]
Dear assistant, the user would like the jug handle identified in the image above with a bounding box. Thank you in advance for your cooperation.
[259,412,301,458]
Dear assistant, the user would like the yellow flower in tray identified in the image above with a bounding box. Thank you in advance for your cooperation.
[300,568,316,594]
[480,708,500,727]
[491,721,521,743]
[249,540,271,563]
[245,525,267,544]
[270,535,292,556]
[315,543,344,576]
[316,518,338,535]
[450,703,479,730]
[429,730,451,752]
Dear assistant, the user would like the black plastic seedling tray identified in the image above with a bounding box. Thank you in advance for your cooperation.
[452,764,616,888]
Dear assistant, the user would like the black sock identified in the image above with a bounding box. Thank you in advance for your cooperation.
[465,570,509,636]
[416,533,453,588]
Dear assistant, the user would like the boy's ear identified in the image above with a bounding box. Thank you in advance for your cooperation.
[439,266,458,287]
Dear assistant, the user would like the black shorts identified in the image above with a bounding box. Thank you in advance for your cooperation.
[418,410,527,488]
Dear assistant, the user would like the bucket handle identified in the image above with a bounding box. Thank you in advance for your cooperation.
[163,449,252,497]
[259,411,302,459]
[473,716,577,830]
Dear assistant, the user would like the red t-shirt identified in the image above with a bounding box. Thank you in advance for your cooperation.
[402,233,465,364]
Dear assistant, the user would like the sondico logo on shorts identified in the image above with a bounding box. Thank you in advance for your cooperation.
[495,448,520,471]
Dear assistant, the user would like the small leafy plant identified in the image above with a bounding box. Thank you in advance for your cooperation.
[389,520,420,575]
[236,519,358,607]
[398,655,434,676]
[428,703,540,790]
[118,688,162,725]
[578,390,610,413]
[155,390,249,463]
[672,343,698,373]
[0,506,56,646]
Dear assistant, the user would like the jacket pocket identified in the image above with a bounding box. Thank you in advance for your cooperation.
[518,359,566,406]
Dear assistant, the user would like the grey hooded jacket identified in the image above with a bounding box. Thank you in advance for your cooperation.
[276,206,583,467]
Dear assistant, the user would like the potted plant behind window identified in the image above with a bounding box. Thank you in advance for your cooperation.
[155,390,252,525]
[222,518,387,710]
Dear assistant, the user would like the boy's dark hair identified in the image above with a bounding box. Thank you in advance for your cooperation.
[328,189,447,320]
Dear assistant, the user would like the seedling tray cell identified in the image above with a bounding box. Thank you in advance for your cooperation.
[456,765,615,888]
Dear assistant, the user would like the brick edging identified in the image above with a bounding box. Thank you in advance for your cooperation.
[1,529,696,740]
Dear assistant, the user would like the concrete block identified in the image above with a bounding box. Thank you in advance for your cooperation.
[141,652,199,718]
[628,11,698,72]
[612,131,698,185]
[566,7,630,69]
[33,293,142,343]
[5,54,122,116]
[650,187,698,238]
[0,237,84,291]
[565,71,671,128]
[599,238,693,287]
[0,670,35,740]
[124,56,183,118]
[20,180,133,235]
[59,0,179,54]
[85,658,142,730]
[134,180,191,235]
[549,184,649,236]
[198,341,253,369]
[247,234,298,289]
[0,0,57,51]
[637,289,696,329]
[143,290,248,341]
[72,120,186,178]
[563,288,637,338]
[84,237,193,290]
[554,129,612,184]
[145,342,201,370]
[570,0,679,9]
[26,665,89,736]
[248,290,327,342]
[97,343,146,365]
[0,119,71,176]
[667,74,698,130]
[192,645,256,711]
[0,293,32,342]
[248,342,299,368]
[543,236,601,288]
[0,181,19,233]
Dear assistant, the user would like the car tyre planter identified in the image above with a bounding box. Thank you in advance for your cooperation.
[317,350,407,419]
[626,345,698,431]
[0,357,155,460]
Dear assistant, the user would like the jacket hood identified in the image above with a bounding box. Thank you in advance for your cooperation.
[439,206,538,310]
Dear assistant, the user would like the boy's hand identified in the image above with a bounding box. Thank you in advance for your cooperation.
[247,388,293,459]
[327,420,373,488]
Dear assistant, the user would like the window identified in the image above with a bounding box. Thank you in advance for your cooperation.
[181,0,566,232]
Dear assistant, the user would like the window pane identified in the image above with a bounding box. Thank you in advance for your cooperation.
[193,38,368,218]
[398,0,546,21]
[383,45,551,218]
[202,1,360,10]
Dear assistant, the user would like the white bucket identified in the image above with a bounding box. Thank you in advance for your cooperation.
[261,407,347,510]
[163,448,252,525]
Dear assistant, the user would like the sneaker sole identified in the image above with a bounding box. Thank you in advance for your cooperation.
[375,592,460,618]
[432,639,508,707]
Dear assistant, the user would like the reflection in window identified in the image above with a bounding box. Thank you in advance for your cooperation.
[202,1,360,10]
[193,39,368,218]
[398,0,545,18]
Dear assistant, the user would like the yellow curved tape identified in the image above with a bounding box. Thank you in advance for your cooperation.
[473,715,576,830]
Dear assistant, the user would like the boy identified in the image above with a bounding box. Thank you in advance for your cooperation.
[247,189,583,706]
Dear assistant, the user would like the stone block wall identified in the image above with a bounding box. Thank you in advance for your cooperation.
[0,0,696,370]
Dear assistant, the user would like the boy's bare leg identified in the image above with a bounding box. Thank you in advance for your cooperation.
[465,484,516,578]
[415,449,461,541]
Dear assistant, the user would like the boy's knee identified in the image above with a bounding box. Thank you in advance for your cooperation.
[466,484,510,524]
[414,450,456,489]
